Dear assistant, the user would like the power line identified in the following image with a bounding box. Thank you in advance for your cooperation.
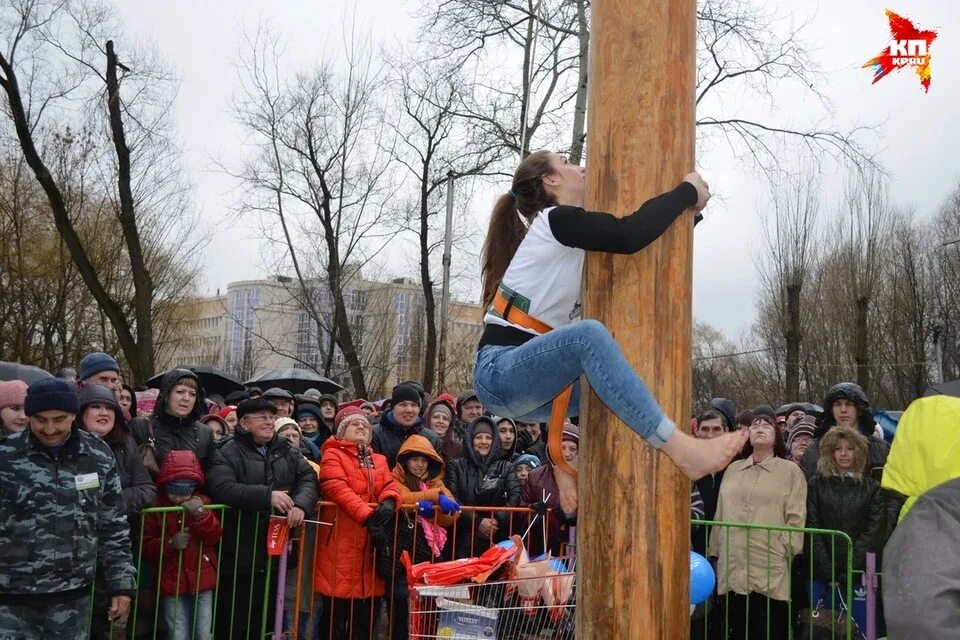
[694,348,932,368]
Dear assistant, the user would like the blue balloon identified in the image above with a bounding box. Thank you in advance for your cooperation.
[689,551,716,605]
[495,539,516,551]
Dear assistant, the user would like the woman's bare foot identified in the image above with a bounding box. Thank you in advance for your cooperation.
[661,429,749,481]
[554,466,578,514]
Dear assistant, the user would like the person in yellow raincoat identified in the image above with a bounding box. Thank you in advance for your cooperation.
[882,394,960,522]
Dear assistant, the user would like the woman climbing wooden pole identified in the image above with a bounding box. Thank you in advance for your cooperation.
[472,1,724,637]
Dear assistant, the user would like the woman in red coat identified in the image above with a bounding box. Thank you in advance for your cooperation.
[142,450,223,640]
[314,407,401,640]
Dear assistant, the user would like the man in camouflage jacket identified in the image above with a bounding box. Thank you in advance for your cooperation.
[0,378,137,639]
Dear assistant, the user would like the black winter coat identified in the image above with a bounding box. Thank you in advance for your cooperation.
[129,369,215,471]
[692,469,725,556]
[806,474,884,583]
[111,434,156,524]
[445,417,522,559]
[371,410,442,469]
[206,431,319,574]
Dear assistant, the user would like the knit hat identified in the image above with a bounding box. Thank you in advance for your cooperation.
[514,453,541,469]
[428,402,454,421]
[787,416,817,449]
[295,403,323,421]
[236,398,277,420]
[217,405,237,420]
[708,398,737,430]
[562,423,580,444]
[456,389,480,417]
[752,405,777,422]
[471,418,495,439]
[78,383,120,411]
[274,417,301,433]
[751,411,777,427]
[0,380,28,410]
[78,352,120,382]
[391,383,421,407]
[24,378,80,416]
[335,406,368,438]
[166,480,198,496]
[201,414,228,430]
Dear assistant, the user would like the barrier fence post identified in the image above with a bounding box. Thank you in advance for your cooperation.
[580,0,697,637]
[865,551,877,640]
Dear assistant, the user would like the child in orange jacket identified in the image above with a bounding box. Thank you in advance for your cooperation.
[383,435,462,640]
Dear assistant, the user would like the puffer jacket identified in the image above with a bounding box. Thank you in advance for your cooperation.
[129,368,215,472]
[206,430,318,575]
[0,428,137,597]
[391,435,459,528]
[806,473,884,583]
[314,436,401,599]
[882,394,960,522]
[371,410,442,469]
[521,464,576,557]
[142,450,222,596]
[445,416,522,559]
[800,382,889,481]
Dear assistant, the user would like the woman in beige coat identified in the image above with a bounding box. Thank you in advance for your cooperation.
[709,411,806,639]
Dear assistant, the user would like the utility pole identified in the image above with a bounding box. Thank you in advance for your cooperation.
[580,1,696,637]
[437,171,455,392]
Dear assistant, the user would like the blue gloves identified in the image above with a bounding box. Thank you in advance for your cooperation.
[417,501,435,519]
[438,494,461,515]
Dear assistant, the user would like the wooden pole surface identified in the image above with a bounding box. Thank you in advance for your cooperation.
[579,1,696,638]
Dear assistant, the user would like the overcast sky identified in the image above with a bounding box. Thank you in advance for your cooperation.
[114,0,957,339]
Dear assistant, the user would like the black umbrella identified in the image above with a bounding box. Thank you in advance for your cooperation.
[245,368,344,396]
[0,361,53,384]
[146,365,246,398]
[924,379,960,398]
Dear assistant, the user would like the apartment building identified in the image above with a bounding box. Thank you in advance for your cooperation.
[157,274,484,398]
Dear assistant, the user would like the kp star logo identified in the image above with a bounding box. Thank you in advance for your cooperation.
[863,9,938,92]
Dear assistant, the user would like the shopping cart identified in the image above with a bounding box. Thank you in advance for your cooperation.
[408,548,576,640]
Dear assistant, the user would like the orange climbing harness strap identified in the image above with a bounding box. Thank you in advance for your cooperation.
[492,290,578,481]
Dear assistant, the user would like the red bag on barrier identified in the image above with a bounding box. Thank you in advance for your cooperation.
[266,516,290,556]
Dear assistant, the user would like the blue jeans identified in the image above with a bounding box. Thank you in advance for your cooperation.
[474,319,675,447]
[162,591,212,640]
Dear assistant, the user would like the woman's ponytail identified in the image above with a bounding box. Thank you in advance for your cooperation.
[481,195,527,307]
[480,150,555,308]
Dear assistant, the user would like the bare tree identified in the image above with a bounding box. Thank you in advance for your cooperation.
[385,53,503,392]
[757,165,822,401]
[231,25,401,398]
[0,0,197,380]
[836,170,891,393]
[422,0,876,171]
[421,0,583,158]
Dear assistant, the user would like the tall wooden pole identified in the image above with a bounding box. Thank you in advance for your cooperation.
[579,1,696,638]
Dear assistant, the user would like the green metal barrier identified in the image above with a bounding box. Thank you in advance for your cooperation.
[692,520,856,639]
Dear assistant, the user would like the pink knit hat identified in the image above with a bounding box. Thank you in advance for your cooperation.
[335,406,368,438]
[0,380,28,410]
